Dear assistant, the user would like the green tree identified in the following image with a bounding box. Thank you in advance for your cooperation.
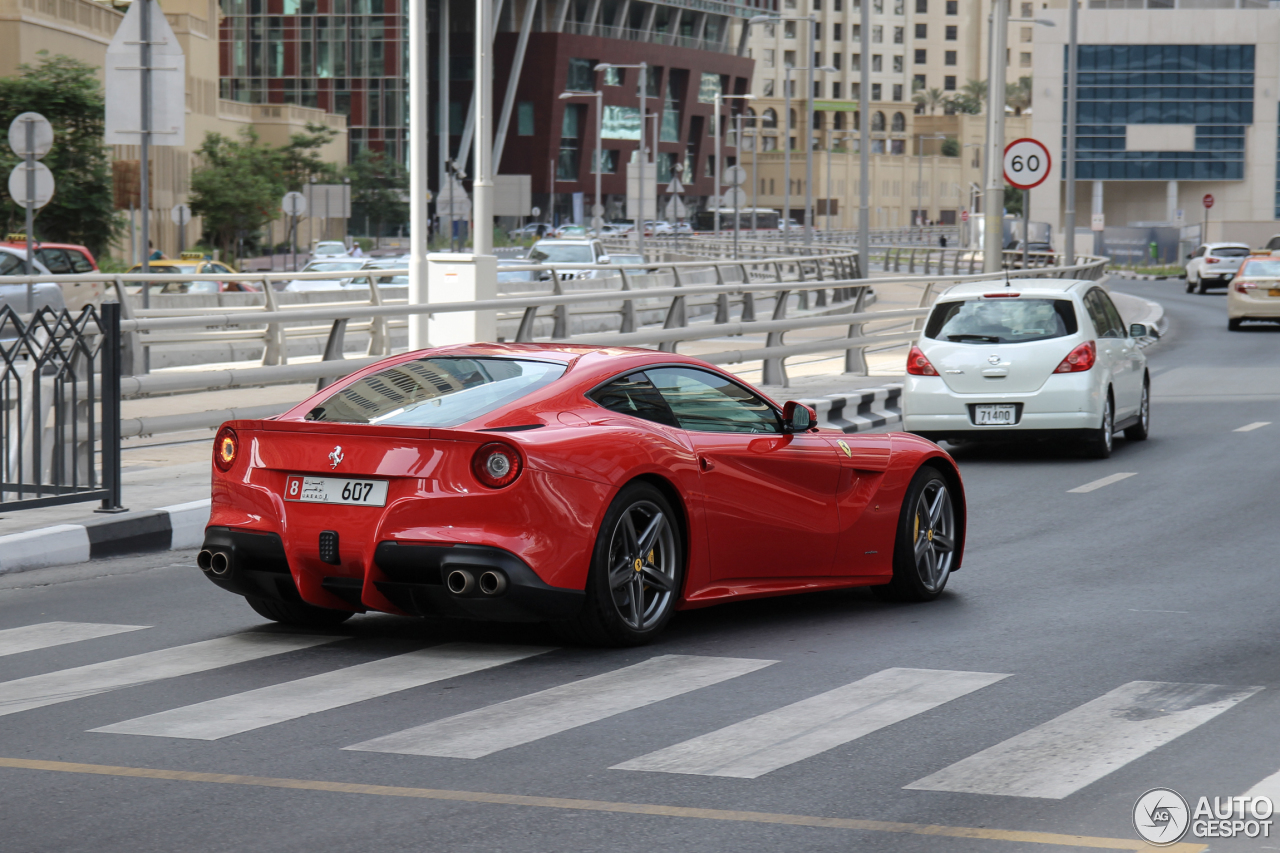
[946,79,989,115]
[278,122,341,190]
[912,86,948,116]
[0,53,117,258]
[940,137,960,157]
[1004,185,1024,217]
[1006,76,1032,116]
[345,148,408,237]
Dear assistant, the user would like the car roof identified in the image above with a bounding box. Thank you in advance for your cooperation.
[1203,242,1250,249]
[938,278,1095,299]
[533,238,597,245]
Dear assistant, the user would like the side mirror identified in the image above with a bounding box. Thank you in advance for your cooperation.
[1129,323,1157,339]
[597,254,611,264]
[782,401,817,432]
[1186,253,1193,260]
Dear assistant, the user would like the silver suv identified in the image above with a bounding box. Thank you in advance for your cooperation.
[528,238,613,280]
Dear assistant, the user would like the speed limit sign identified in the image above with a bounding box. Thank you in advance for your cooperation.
[1003,138,1051,190]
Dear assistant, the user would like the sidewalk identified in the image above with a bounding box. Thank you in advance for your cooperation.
[0,274,1165,573]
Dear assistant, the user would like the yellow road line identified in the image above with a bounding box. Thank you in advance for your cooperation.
[0,756,1206,851]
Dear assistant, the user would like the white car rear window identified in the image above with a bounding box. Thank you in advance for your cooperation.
[925,298,1079,344]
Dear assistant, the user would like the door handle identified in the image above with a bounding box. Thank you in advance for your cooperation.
[698,456,714,471]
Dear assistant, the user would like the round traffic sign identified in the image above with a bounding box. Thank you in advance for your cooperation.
[170,203,191,226]
[960,210,969,223]
[8,112,53,160]
[591,203,605,217]
[721,188,748,208]
[1003,138,1051,190]
[8,161,55,208]
[531,206,541,217]
[1203,193,1215,210]
[724,165,748,187]
[281,191,307,216]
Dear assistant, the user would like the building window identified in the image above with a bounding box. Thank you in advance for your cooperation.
[764,49,775,68]
[567,58,595,92]
[834,0,841,9]
[872,111,885,131]
[813,0,821,8]
[1020,52,1031,68]
[558,106,582,180]
[603,66,622,86]
[872,83,882,100]
[872,25,882,44]
[517,101,535,136]
[945,25,957,40]
[833,53,842,70]
[703,154,714,178]
[851,53,861,71]
[834,23,842,41]
[945,50,956,66]
[851,82,860,99]
[891,138,905,154]
[945,0,956,12]
[914,49,926,65]
[1020,27,1032,43]
[893,0,904,13]
[698,72,722,104]
[814,52,822,67]
[851,24,860,40]
[872,54,882,72]
[592,150,619,174]
[814,81,822,98]
[892,84,903,101]
[832,81,842,98]
[1021,2,1032,16]
[894,27,904,45]
[915,24,926,39]
[785,20,796,39]
[893,55,904,72]
[944,75,956,90]
[891,112,905,132]
[916,0,926,11]
[761,108,778,128]
[784,50,796,68]
[913,74,926,90]
[763,79,775,96]
[815,23,822,40]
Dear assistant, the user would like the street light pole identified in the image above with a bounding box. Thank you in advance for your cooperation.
[858,0,870,278]
[713,92,754,234]
[1063,0,1079,265]
[983,1,1009,273]
[559,89,604,234]
[473,0,493,256]
[803,14,815,246]
[597,61,648,253]
[784,62,793,246]
[916,133,946,239]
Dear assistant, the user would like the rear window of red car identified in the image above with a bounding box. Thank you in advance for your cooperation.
[303,357,566,428]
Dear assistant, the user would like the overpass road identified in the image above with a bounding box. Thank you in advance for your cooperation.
[0,279,1275,853]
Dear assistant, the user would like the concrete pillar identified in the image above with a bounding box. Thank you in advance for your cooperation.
[426,254,498,346]
[1166,180,1178,224]
[1092,180,1104,256]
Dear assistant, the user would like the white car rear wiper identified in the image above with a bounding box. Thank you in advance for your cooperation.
[946,333,1002,343]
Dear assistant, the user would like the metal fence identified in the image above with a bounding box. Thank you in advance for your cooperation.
[0,302,122,512]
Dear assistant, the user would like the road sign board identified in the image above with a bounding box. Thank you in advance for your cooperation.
[591,203,605,217]
[8,161,55,208]
[1203,194,1215,210]
[724,165,748,187]
[8,113,53,159]
[104,0,186,146]
[1091,213,1105,232]
[960,210,969,223]
[1002,138,1051,190]
[170,203,191,226]
[720,188,748,208]
[531,206,541,217]
[281,191,307,217]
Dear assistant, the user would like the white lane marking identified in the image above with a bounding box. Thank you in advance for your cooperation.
[1242,768,1280,814]
[0,633,338,717]
[1128,609,1190,614]
[0,622,148,658]
[1235,422,1272,432]
[612,668,1010,779]
[1067,472,1137,493]
[905,681,1262,799]
[346,654,775,759]
[93,643,554,740]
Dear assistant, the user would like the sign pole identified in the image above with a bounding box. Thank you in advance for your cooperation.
[140,0,152,309]
[1022,188,1030,271]
[24,118,35,312]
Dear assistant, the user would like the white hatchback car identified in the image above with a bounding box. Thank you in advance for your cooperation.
[902,279,1153,458]
[1185,242,1251,294]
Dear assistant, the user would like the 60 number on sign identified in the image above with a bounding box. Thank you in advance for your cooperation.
[1003,138,1052,191]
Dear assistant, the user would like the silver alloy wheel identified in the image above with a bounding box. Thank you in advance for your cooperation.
[1102,396,1114,453]
[1139,385,1150,433]
[606,499,677,631]
[911,479,955,594]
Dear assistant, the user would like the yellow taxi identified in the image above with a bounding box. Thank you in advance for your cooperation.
[126,253,258,294]
[1227,253,1280,330]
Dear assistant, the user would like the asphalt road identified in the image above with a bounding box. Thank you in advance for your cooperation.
[1,279,1276,853]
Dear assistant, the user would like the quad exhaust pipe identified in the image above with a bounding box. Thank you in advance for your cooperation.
[446,568,508,596]
[197,549,231,576]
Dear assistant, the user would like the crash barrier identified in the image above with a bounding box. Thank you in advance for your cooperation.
[0,247,1107,511]
[0,302,123,512]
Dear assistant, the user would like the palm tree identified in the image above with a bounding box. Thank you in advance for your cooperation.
[945,79,988,115]
[1006,76,1032,116]
[912,87,948,115]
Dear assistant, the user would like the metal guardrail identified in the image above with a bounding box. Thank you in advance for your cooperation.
[0,242,1108,511]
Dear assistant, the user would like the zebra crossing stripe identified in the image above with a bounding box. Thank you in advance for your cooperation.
[906,680,1262,799]
[0,633,339,717]
[613,668,1009,778]
[345,654,775,759]
[92,643,554,740]
[0,622,148,658]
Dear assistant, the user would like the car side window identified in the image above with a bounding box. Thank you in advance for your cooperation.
[1084,289,1122,338]
[1096,291,1126,338]
[0,253,21,276]
[38,249,72,274]
[69,251,94,273]
[589,372,679,428]
[646,367,782,434]
[1192,246,1206,258]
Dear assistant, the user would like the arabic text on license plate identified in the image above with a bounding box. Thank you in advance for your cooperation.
[974,404,1017,426]
[284,475,388,506]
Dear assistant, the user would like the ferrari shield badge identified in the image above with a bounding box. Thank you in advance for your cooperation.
[837,440,852,457]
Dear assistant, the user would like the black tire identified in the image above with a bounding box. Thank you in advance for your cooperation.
[1082,390,1115,459]
[246,595,354,628]
[553,482,683,647]
[1197,277,1209,294]
[1124,380,1150,442]
[1228,317,1243,331]
[1185,275,1196,294]
[872,466,958,603]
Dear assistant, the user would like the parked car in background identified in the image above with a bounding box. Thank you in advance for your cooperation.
[1261,235,1280,251]
[0,247,65,315]
[902,279,1152,459]
[607,221,636,235]
[284,259,377,292]
[126,256,251,295]
[643,221,673,236]
[508,223,547,241]
[0,236,103,310]
[312,240,350,259]
[1227,254,1280,330]
[607,253,660,274]
[367,256,409,287]
[553,224,589,238]
[528,238,612,280]
[1185,242,1251,293]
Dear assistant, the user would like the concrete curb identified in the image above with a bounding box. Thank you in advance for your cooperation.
[1111,270,1185,282]
[0,499,210,575]
[800,384,903,434]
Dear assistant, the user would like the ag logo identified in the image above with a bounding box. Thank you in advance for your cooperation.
[836,440,852,457]
[1133,788,1190,846]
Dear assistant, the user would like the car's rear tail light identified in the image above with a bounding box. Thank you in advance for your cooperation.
[472,442,522,488]
[1206,257,1221,264]
[214,426,239,472]
[906,346,939,376]
[1054,341,1097,373]
[1236,280,1258,293]
[982,292,1021,298]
